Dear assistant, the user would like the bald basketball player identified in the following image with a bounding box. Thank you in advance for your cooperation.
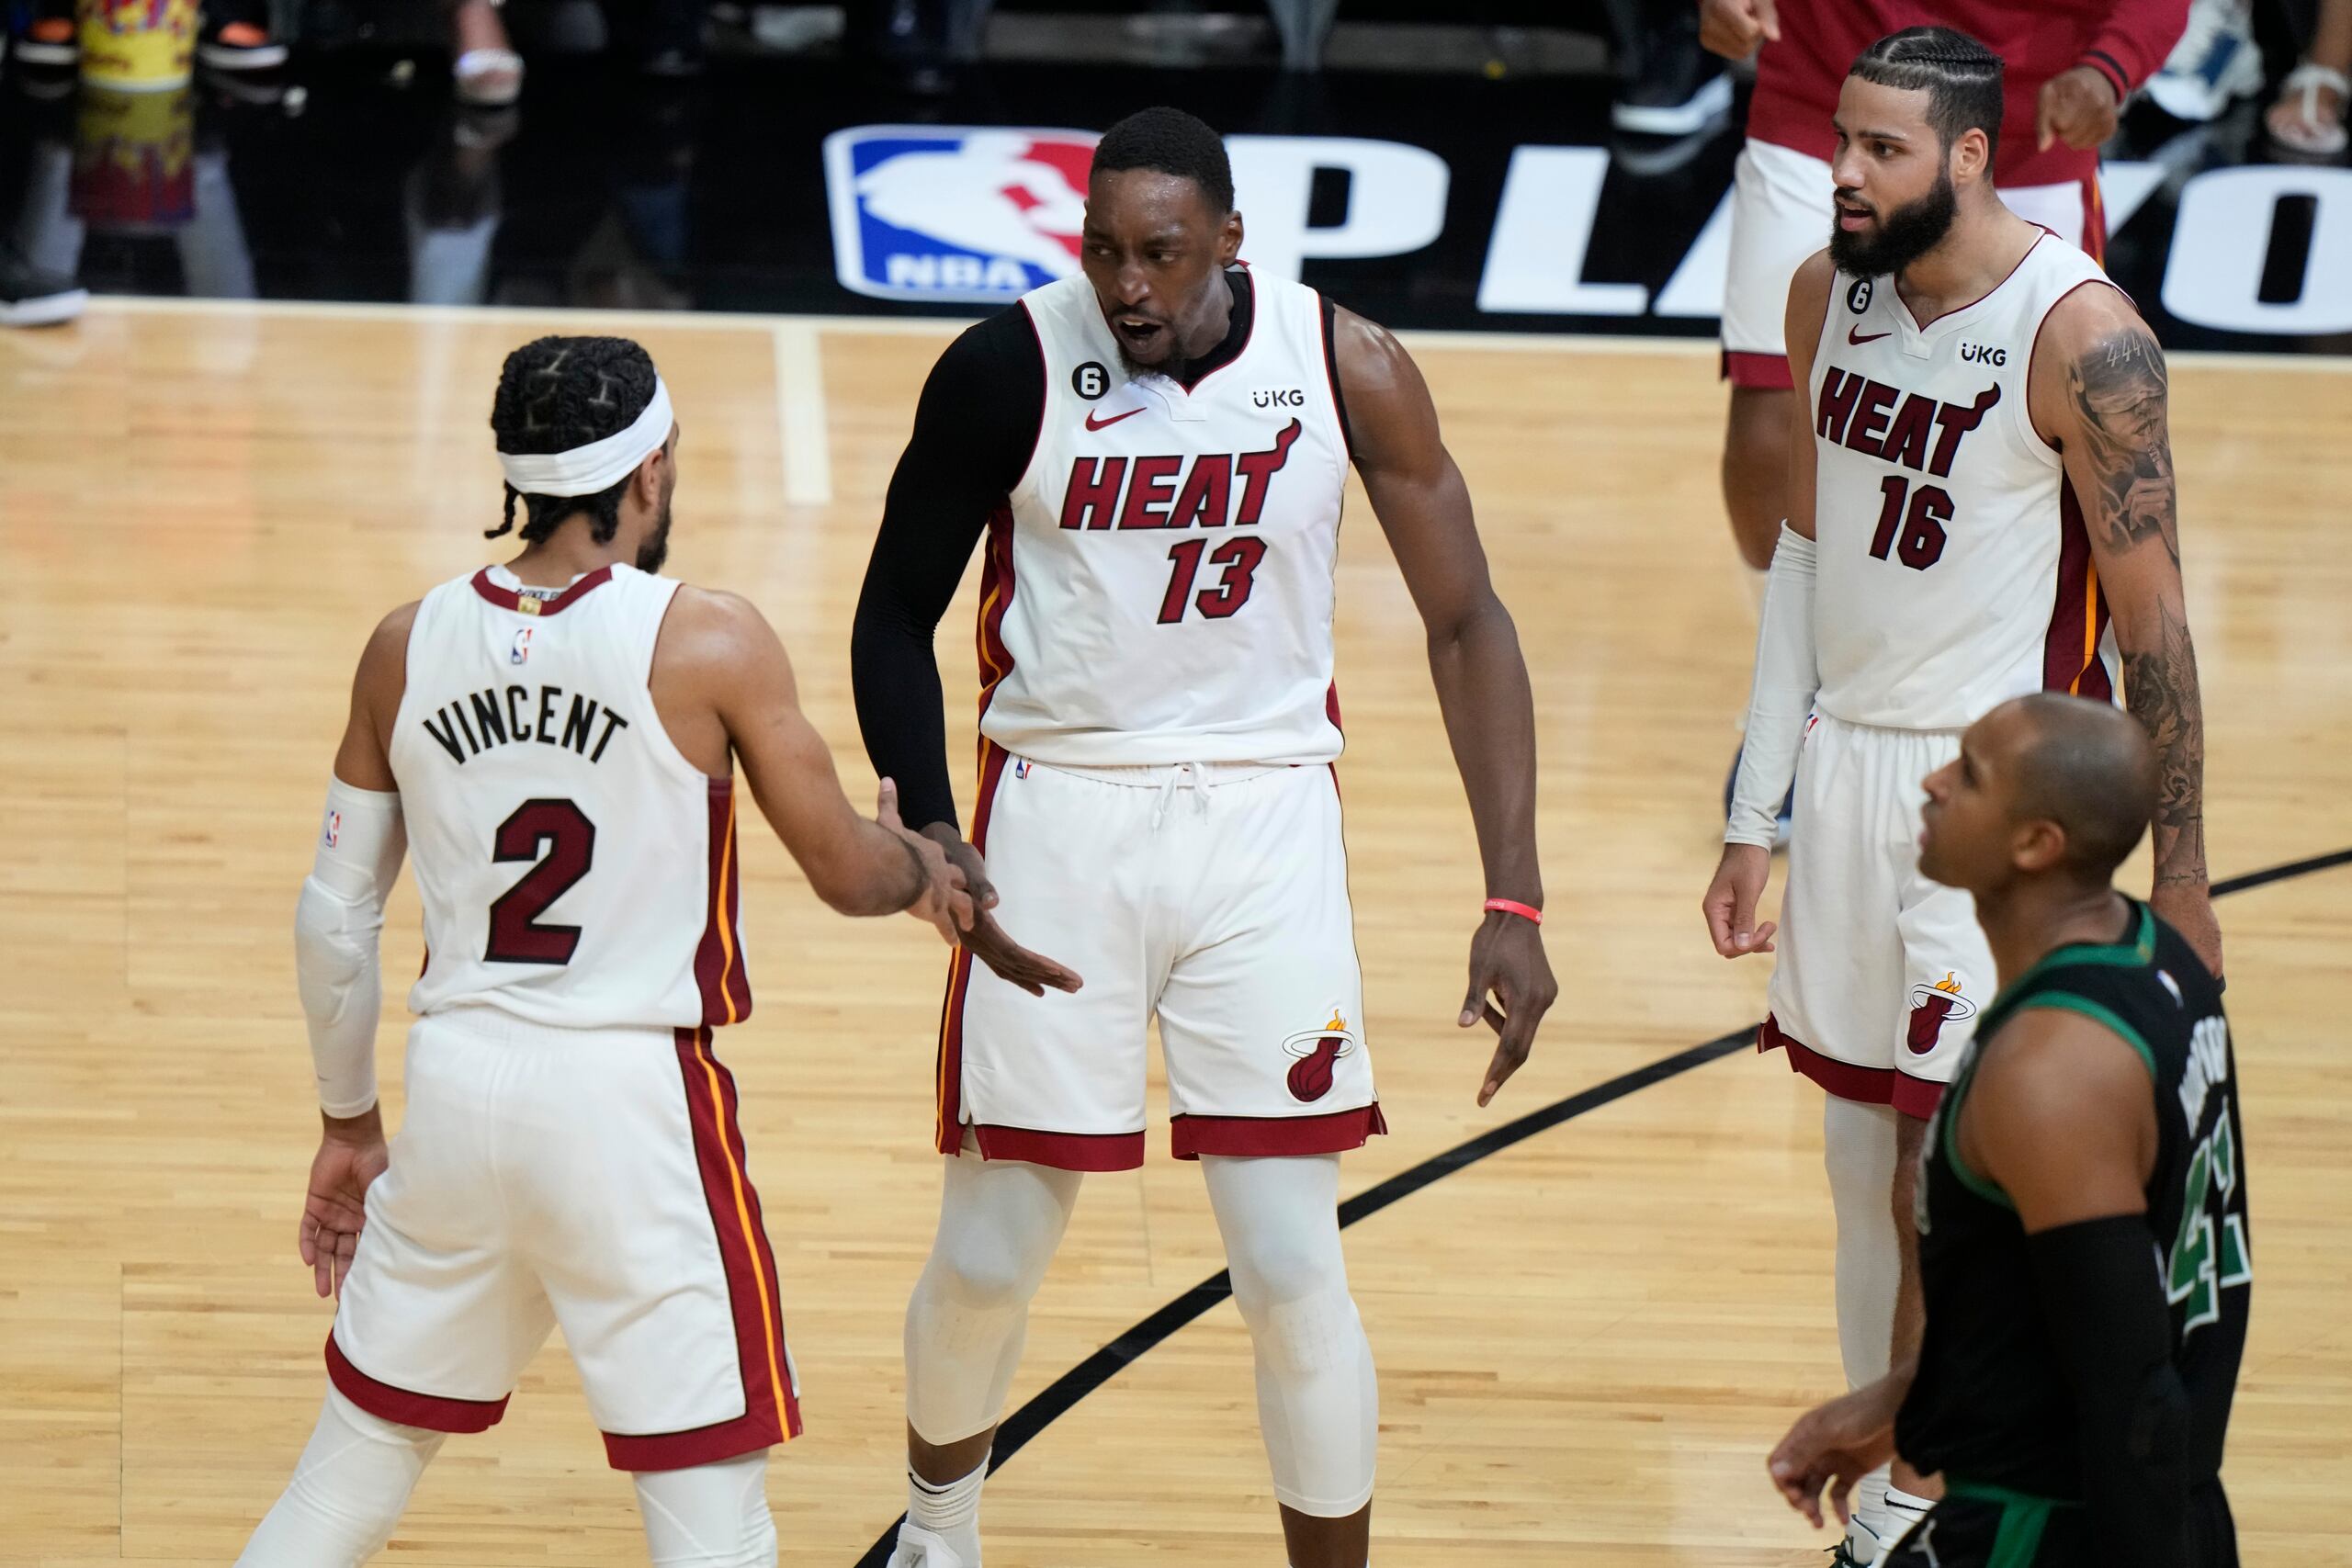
[1770,694,2246,1568]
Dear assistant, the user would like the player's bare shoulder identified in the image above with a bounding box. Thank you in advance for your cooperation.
[1782,248,1840,378]
[2027,281,2164,450]
[1329,305,1438,462]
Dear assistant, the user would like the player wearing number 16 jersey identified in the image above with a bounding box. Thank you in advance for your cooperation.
[1701,30,2218,1563]
[853,108,1554,1568]
[237,336,969,1568]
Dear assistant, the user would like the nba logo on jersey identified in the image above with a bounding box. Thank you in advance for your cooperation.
[822,126,1099,302]
[510,626,534,666]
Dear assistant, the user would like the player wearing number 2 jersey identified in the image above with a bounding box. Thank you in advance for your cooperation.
[1701,30,2217,1563]
[236,336,969,1568]
[852,108,1553,1568]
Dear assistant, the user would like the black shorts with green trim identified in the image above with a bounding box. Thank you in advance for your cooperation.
[1884,1478,2238,1568]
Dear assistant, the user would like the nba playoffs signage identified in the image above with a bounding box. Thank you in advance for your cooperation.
[825,123,2352,341]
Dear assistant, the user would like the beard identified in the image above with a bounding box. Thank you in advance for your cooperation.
[1114,342,1193,384]
[1829,168,1958,277]
[635,500,673,575]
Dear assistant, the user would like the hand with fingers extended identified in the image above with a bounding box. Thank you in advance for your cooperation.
[1702,842,1779,959]
[299,1107,390,1299]
[919,823,1084,998]
[876,780,976,944]
[1767,1376,1906,1529]
[1699,0,1781,60]
[1460,907,1557,1108]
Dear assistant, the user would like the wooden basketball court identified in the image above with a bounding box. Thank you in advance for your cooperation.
[3,300,2346,1566]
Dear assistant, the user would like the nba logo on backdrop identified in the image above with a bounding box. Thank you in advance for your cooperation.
[823,126,1099,302]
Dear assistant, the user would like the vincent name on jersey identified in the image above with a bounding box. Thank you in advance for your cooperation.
[1058,418,1302,532]
[419,682,633,766]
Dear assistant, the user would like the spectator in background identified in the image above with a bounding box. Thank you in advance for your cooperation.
[1606,0,1736,136]
[9,0,283,73]
[2267,0,2349,152]
[2147,0,2267,118]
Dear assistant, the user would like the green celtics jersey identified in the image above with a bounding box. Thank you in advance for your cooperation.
[1896,899,2249,1496]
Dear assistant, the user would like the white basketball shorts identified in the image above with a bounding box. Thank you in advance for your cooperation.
[326,1009,801,1469]
[934,744,1384,1171]
[1760,713,1996,1119]
[1721,137,2105,389]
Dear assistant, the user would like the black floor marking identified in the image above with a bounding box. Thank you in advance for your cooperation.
[851,849,2348,1566]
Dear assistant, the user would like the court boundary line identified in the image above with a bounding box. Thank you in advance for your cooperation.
[74,296,2352,374]
[850,845,2350,1567]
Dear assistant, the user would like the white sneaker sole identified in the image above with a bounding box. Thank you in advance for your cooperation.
[1,288,89,327]
[198,39,288,67]
[1611,70,1734,137]
[12,37,78,66]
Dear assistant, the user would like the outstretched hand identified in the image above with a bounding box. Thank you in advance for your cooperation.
[299,1110,390,1300]
[920,825,1084,997]
[1460,910,1556,1107]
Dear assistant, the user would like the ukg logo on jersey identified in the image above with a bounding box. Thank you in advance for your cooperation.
[824,126,1099,302]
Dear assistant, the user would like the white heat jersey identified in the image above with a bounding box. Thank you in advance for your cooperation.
[1808,231,2122,730]
[389,563,752,1031]
[981,270,1351,766]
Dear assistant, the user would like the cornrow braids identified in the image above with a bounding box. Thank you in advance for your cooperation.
[486,335,660,545]
[1849,27,2006,163]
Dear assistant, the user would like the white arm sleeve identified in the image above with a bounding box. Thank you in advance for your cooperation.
[1726,525,1820,849]
[294,779,406,1117]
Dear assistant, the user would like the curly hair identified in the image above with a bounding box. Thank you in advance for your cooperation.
[487,335,660,545]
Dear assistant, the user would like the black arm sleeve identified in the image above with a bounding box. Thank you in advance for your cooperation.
[850,308,1044,835]
[2028,1214,2193,1568]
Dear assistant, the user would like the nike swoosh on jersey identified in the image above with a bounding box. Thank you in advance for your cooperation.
[1083,407,1144,431]
[1849,327,1893,344]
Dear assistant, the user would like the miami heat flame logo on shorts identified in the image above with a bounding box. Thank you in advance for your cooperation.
[1905,972,1978,1055]
[1281,1010,1358,1103]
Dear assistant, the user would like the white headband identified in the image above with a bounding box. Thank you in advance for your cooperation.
[497,377,674,497]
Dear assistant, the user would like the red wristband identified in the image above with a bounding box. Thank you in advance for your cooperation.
[1483,897,1543,926]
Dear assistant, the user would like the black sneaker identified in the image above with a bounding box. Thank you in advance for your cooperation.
[1612,7,1734,137]
[1,246,87,327]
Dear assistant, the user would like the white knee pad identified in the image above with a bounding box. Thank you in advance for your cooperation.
[235,1389,445,1568]
[633,1452,776,1568]
[904,1152,1082,1445]
[1823,1095,1902,1390]
[1202,1155,1377,1519]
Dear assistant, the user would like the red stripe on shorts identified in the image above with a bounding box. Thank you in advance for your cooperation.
[325,1332,510,1433]
[934,741,1012,1156]
[604,1028,800,1472]
[1758,1014,1944,1120]
[1723,350,1795,390]
[1170,1104,1387,1160]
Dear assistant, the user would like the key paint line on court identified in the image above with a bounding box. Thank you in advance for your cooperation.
[850,844,2351,1567]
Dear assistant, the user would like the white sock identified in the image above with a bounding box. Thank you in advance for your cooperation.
[908,1459,986,1545]
[1883,1484,1935,1545]
[1848,1463,1893,1551]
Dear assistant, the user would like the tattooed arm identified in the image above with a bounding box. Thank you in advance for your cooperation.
[2030,286,2222,976]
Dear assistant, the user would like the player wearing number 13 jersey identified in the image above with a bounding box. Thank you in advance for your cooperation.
[237,336,969,1568]
[1703,31,2217,1563]
[853,109,1553,1568]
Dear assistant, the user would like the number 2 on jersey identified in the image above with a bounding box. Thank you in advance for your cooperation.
[485,798,596,964]
[1870,475,1952,570]
[1159,536,1268,624]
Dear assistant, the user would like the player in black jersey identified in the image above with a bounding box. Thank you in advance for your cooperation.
[1770,692,2246,1568]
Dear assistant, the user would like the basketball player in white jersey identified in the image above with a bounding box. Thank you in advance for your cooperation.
[1697,29,2219,1565]
[236,335,970,1568]
[852,108,1555,1568]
